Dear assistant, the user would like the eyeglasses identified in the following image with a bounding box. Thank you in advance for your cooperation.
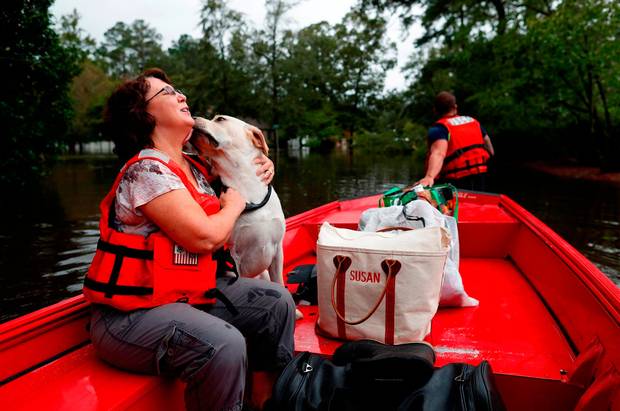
[145,85,185,104]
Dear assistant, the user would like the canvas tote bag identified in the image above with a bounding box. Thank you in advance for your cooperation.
[316,222,449,344]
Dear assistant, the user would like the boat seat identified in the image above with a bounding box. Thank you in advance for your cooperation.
[0,344,186,411]
[298,194,521,259]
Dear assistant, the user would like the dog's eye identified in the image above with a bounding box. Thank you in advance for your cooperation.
[215,116,226,122]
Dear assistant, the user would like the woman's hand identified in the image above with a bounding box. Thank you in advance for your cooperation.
[219,187,246,215]
[140,187,245,254]
[254,154,275,184]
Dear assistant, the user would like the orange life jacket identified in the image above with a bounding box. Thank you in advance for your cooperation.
[83,149,222,311]
[436,115,490,180]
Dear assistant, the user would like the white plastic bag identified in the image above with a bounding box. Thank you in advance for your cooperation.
[359,200,478,307]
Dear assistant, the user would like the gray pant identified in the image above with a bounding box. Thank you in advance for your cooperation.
[90,277,296,411]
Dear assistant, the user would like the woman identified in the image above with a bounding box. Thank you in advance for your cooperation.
[83,68,295,411]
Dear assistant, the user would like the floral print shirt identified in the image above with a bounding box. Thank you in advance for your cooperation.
[114,152,216,236]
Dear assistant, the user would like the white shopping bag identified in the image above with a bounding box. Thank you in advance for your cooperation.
[359,200,479,307]
[316,222,449,344]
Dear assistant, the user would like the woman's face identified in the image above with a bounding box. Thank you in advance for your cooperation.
[144,77,194,132]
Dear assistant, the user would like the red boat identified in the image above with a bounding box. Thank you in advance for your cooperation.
[1,192,619,410]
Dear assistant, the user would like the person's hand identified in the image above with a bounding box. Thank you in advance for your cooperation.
[416,176,435,188]
[255,154,275,184]
[219,187,246,215]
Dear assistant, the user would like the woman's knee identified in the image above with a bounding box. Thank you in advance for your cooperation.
[213,324,247,366]
[188,320,247,381]
[271,283,296,322]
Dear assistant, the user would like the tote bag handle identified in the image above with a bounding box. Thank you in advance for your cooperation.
[330,256,401,325]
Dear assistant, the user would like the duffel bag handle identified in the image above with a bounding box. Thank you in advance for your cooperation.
[331,256,401,325]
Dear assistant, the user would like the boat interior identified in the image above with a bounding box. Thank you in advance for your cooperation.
[0,192,618,410]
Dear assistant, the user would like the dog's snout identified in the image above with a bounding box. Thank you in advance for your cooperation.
[191,124,220,149]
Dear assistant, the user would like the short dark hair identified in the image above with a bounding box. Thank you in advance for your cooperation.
[434,91,457,116]
[103,68,173,162]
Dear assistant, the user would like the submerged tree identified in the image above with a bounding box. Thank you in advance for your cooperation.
[57,9,113,154]
[252,0,299,131]
[0,0,80,186]
[524,0,620,169]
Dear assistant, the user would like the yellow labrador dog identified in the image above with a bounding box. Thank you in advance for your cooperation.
[191,115,287,288]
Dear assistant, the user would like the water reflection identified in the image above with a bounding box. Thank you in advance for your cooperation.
[0,158,117,323]
[0,152,618,323]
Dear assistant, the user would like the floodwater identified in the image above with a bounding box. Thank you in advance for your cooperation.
[1,149,618,323]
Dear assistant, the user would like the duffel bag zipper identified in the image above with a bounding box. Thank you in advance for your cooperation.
[454,367,470,411]
[288,352,313,406]
[473,361,493,411]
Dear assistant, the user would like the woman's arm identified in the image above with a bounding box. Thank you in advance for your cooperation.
[255,154,275,184]
[140,187,245,254]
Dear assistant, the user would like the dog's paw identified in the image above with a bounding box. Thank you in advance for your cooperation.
[295,308,304,321]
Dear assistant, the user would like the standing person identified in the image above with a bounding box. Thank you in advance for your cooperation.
[415,91,495,191]
[83,68,295,411]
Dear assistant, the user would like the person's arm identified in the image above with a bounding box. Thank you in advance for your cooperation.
[140,187,245,254]
[417,139,448,187]
[483,134,495,156]
[254,154,275,184]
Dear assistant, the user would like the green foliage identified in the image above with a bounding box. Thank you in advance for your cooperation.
[11,0,614,177]
[96,20,165,78]
[373,0,620,168]
[57,9,97,63]
[298,106,342,142]
[355,129,413,153]
[330,8,396,136]
[0,0,80,186]
[67,61,117,149]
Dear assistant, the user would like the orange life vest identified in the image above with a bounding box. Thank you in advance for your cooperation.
[436,115,490,180]
[83,149,222,311]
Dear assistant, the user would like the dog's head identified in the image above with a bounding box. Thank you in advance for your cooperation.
[191,115,268,158]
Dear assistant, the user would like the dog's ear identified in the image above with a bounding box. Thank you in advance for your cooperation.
[248,125,269,156]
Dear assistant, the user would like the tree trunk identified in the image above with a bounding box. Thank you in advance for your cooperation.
[595,74,620,171]
[488,0,507,35]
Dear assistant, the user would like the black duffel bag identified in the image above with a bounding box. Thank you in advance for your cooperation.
[267,351,347,411]
[398,360,506,411]
[267,340,505,411]
[267,340,436,411]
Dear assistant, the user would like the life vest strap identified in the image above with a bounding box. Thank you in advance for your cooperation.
[443,161,488,176]
[97,239,154,260]
[204,288,239,316]
[83,277,153,296]
[444,144,487,165]
[213,247,238,277]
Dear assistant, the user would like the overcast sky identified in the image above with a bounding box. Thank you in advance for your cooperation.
[50,0,421,91]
